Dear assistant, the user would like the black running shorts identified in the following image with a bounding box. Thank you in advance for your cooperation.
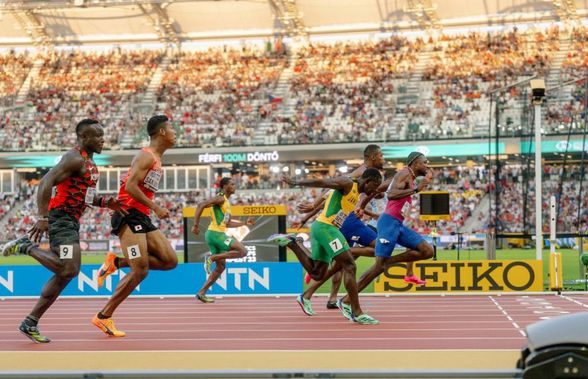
[48,209,80,252]
[111,208,158,236]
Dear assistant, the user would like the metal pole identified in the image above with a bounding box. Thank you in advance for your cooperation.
[534,103,543,260]
[495,97,501,233]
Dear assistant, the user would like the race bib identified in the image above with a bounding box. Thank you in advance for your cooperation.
[401,201,411,218]
[143,169,162,192]
[223,212,231,225]
[332,210,347,228]
[85,187,97,205]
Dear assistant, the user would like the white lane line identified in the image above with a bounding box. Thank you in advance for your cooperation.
[488,296,526,337]
[558,294,588,309]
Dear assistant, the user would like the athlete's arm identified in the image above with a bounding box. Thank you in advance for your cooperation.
[125,151,168,219]
[297,204,323,228]
[191,196,224,235]
[29,150,84,243]
[227,218,255,228]
[387,170,415,200]
[297,196,326,214]
[282,175,353,195]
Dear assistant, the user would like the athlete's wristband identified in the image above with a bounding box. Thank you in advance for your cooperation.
[38,216,49,222]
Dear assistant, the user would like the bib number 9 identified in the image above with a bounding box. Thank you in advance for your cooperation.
[60,245,74,260]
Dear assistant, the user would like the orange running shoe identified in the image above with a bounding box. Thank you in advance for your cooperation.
[97,252,117,288]
[92,314,126,337]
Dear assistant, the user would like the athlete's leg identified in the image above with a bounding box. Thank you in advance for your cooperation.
[197,258,226,298]
[99,225,149,317]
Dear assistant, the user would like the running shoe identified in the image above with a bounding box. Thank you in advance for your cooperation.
[404,275,426,286]
[97,252,118,288]
[267,233,297,247]
[196,294,215,303]
[336,298,353,321]
[296,294,316,316]
[353,313,380,325]
[92,314,126,337]
[204,253,212,275]
[19,321,50,343]
[2,236,32,257]
[326,301,338,309]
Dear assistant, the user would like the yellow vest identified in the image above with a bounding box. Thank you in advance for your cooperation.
[208,194,231,233]
[316,182,359,228]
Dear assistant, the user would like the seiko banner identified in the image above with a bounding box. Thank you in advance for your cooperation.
[0,262,302,297]
[375,260,543,293]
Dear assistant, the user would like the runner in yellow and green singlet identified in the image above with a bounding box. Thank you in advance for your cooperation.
[192,178,254,303]
[268,168,382,324]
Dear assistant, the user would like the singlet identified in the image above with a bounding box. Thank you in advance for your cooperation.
[48,147,99,220]
[208,193,231,233]
[118,147,162,215]
[316,182,359,228]
[367,196,387,228]
[384,168,415,222]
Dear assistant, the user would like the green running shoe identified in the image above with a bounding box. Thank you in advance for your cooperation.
[204,253,212,275]
[267,233,297,247]
[296,294,316,316]
[353,313,380,325]
[337,299,353,321]
[19,321,51,343]
[196,294,215,303]
[2,236,32,257]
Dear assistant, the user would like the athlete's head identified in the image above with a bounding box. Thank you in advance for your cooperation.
[363,144,384,170]
[76,119,104,154]
[358,167,382,195]
[407,152,429,176]
[147,115,176,147]
[219,177,236,196]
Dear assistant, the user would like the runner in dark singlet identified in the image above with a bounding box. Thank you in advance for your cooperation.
[1,119,126,343]
[92,115,177,337]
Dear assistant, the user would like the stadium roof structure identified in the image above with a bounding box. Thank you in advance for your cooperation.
[0,0,587,47]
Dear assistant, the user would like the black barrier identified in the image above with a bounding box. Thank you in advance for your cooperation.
[0,369,524,378]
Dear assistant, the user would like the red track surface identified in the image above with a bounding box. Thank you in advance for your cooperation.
[0,294,587,352]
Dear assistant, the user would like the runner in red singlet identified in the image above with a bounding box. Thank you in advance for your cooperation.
[92,115,177,337]
[1,119,125,343]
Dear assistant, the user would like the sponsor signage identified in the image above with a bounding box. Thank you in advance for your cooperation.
[382,143,505,158]
[520,139,588,154]
[374,260,543,292]
[183,205,287,217]
[198,151,280,164]
[0,262,301,297]
[4,154,110,168]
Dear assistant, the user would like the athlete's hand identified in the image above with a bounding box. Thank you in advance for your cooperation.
[191,225,200,235]
[154,205,170,219]
[281,175,296,187]
[105,197,129,216]
[246,217,255,226]
[417,171,432,192]
[354,208,365,219]
[29,219,49,243]
[297,202,315,214]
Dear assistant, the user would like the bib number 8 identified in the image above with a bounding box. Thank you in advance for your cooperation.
[128,244,141,260]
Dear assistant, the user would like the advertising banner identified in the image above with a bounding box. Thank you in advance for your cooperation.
[374,260,543,293]
[0,262,302,297]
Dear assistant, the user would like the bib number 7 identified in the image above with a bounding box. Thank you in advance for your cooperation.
[329,238,344,253]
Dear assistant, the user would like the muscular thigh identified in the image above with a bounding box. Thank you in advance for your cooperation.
[146,229,176,263]
[119,225,149,270]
